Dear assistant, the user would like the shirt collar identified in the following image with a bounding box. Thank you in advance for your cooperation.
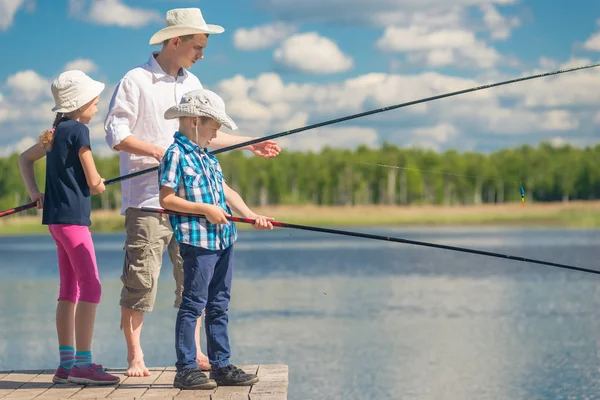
[174,131,207,154]
[148,52,188,81]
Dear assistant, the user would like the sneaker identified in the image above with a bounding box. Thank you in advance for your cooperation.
[67,363,120,385]
[52,366,70,384]
[210,364,259,386]
[174,368,217,390]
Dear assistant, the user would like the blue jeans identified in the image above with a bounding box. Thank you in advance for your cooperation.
[175,243,234,371]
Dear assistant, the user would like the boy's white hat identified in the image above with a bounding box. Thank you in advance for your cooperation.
[51,70,105,113]
[149,8,224,46]
[165,89,237,131]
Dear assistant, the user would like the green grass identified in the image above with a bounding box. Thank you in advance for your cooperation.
[0,202,598,235]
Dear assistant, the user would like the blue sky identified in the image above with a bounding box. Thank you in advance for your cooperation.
[1,0,600,155]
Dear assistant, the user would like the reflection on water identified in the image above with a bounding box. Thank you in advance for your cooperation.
[0,227,599,399]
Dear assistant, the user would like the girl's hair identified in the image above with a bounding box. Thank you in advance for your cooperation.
[39,113,63,151]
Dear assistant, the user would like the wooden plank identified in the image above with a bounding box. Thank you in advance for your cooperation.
[174,389,214,399]
[139,388,181,398]
[0,370,43,399]
[140,367,179,398]
[249,395,287,400]
[69,370,130,399]
[2,370,55,400]
[0,365,287,400]
[105,369,163,400]
[211,393,249,400]
[34,385,83,400]
[250,365,287,396]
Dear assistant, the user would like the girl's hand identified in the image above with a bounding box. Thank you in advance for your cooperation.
[250,214,274,231]
[30,192,44,209]
[205,205,230,224]
[91,178,106,195]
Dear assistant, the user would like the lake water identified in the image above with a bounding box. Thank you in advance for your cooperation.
[0,226,599,399]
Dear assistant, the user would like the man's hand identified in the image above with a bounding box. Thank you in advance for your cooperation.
[247,139,280,158]
[152,145,166,162]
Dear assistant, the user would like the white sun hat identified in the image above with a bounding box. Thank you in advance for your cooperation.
[164,89,238,131]
[149,8,224,46]
[51,70,105,113]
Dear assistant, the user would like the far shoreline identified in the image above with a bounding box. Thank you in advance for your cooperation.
[0,200,598,235]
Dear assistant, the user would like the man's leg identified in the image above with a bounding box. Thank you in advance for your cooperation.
[169,233,209,370]
[120,209,173,377]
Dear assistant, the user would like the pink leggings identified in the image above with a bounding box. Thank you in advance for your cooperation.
[49,224,102,304]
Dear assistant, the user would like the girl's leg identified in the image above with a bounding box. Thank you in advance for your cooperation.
[49,225,79,383]
[58,226,101,356]
[55,225,119,385]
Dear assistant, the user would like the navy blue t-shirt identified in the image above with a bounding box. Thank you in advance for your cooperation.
[42,118,92,226]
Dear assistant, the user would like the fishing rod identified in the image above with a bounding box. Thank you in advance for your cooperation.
[2,62,598,218]
[140,207,599,276]
[97,62,600,185]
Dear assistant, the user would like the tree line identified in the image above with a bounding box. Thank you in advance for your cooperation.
[0,141,598,214]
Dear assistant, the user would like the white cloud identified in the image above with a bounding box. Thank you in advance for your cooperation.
[233,22,296,51]
[257,0,518,27]
[583,18,600,51]
[215,63,600,151]
[273,32,353,74]
[480,4,520,40]
[64,59,98,73]
[539,57,559,70]
[6,70,49,101]
[0,137,36,157]
[584,33,600,51]
[412,124,459,143]
[0,0,27,31]
[377,25,501,69]
[377,26,476,52]
[69,0,161,28]
[278,127,379,152]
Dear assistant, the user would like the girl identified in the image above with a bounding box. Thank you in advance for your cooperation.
[18,70,120,386]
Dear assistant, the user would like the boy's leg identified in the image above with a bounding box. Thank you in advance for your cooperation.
[120,208,172,377]
[174,244,217,390]
[204,246,234,370]
[168,236,209,370]
[206,246,258,386]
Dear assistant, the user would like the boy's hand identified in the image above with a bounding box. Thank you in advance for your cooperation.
[205,205,230,224]
[250,214,274,231]
[30,192,44,209]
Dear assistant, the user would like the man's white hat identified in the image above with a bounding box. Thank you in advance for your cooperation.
[51,70,105,113]
[149,8,224,46]
[165,89,237,131]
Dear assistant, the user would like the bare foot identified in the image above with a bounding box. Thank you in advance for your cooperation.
[196,353,210,371]
[126,357,151,377]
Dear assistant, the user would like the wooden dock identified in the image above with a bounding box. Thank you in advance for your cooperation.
[0,365,287,399]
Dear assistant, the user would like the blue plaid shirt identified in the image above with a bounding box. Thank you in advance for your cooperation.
[158,132,237,250]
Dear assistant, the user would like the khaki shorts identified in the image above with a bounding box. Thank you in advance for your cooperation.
[119,208,185,312]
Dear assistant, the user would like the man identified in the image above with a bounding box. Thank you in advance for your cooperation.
[104,7,280,377]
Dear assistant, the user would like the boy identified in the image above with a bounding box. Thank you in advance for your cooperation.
[158,88,274,390]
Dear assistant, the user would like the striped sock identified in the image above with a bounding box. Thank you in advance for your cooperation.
[74,351,92,369]
[59,346,75,370]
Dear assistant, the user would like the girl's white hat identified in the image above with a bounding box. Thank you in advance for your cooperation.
[149,8,224,46]
[164,89,238,131]
[51,70,105,113]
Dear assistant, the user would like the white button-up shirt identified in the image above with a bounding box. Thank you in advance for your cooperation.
[104,53,203,214]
